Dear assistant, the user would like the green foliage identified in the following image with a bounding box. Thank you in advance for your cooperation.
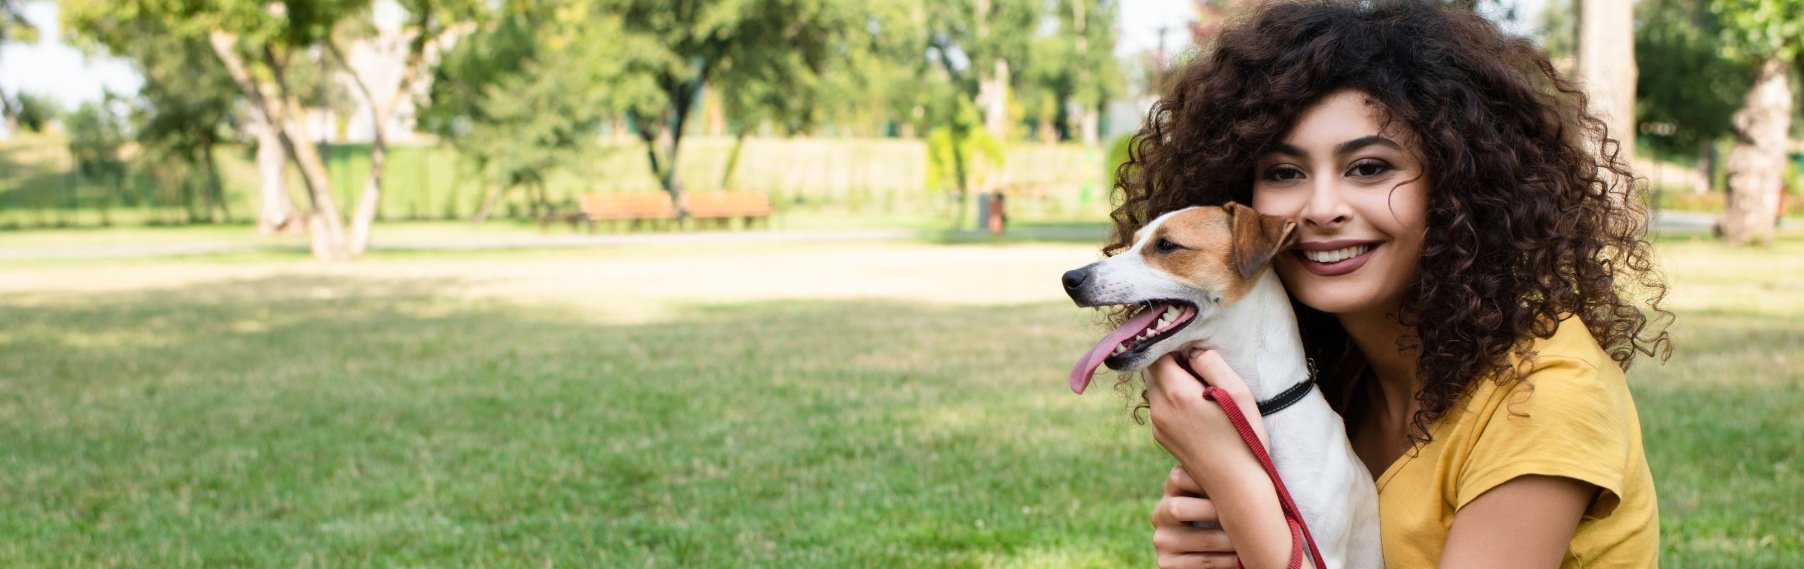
[1018,0,1124,141]
[1711,0,1804,64]
[1106,133,1134,189]
[63,100,127,182]
[419,4,626,207]
[1536,0,1575,62]
[118,22,240,167]
[926,101,1004,193]
[1636,0,1754,156]
[13,92,57,133]
[602,0,879,192]
[0,0,34,44]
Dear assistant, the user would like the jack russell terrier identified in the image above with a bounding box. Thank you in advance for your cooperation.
[1062,203,1382,568]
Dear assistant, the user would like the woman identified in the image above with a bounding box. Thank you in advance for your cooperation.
[1112,2,1673,567]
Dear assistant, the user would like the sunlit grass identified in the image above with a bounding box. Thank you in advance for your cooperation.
[0,234,1799,566]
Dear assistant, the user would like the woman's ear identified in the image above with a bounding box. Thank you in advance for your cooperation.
[1226,202,1297,279]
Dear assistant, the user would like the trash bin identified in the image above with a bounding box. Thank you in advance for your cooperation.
[986,191,1007,236]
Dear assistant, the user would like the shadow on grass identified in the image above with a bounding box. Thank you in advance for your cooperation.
[0,276,1797,566]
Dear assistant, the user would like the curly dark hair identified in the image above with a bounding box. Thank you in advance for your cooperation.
[1108,0,1672,440]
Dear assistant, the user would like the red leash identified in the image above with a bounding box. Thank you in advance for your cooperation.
[1178,360,1328,569]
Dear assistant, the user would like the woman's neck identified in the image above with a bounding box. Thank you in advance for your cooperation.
[1338,308,1419,434]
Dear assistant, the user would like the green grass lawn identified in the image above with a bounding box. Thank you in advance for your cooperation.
[1,234,1800,567]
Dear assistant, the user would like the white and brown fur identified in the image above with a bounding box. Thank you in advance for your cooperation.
[1063,203,1382,567]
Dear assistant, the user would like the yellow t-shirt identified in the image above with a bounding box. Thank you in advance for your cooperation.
[1375,317,1659,568]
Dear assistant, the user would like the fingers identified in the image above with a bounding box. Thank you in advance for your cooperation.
[1187,350,1247,395]
[1163,465,1206,497]
[1152,496,1237,566]
[1154,552,1241,569]
[1151,495,1220,528]
[1146,353,1204,403]
[1186,350,1271,448]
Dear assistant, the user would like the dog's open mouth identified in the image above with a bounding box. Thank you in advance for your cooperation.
[1069,301,1198,393]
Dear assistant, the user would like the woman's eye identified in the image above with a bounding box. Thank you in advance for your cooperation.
[1348,160,1391,178]
[1264,165,1304,182]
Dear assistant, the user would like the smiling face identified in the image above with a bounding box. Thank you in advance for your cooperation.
[1252,89,1429,321]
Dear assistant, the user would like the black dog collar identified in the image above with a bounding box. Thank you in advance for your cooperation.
[1256,380,1315,416]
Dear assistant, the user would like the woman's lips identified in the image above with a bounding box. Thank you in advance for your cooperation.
[1294,242,1378,277]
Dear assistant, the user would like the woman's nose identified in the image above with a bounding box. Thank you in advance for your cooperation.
[1300,179,1351,228]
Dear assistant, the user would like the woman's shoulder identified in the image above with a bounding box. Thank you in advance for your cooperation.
[1453,316,1639,449]
[1515,316,1619,378]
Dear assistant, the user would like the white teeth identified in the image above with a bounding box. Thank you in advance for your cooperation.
[1303,245,1373,263]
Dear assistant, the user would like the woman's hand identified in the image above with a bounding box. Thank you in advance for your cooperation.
[1151,465,1240,569]
[1144,350,1270,490]
[1146,350,1298,569]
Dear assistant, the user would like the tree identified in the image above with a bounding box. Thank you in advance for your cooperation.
[1576,0,1637,207]
[926,99,1004,218]
[603,0,864,216]
[86,18,246,224]
[926,0,1038,140]
[11,92,55,134]
[1019,0,1123,144]
[328,0,479,255]
[1712,0,1802,245]
[419,1,625,223]
[1,0,38,133]
[64,99,127,226]
[65,0,375,261]
[1633,0,1750,193]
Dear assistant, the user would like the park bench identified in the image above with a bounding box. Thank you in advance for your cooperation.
[579,191,678,230]
[680,190,773,229]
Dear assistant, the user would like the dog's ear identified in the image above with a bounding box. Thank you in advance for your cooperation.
[1226,202,1296,279]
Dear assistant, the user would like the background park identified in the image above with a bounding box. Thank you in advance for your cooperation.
[0,0,1800,566]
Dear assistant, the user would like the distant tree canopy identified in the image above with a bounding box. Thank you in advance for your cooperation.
[12,92,56,134]
[1634,0,1751,157]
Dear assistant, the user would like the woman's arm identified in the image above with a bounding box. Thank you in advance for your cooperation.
[1146,351,1305,569]
[1439,475,1594,569]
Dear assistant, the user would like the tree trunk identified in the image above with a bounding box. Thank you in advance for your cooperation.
[720,130,748,190]
[254,122,302,234]
[979,59,1011,139]
[638,114,690,219]
[472,184,511,224]
[203,141,229,222]
[330,41,392,258]
[1080,104,1100,146]
[1693,140,1713,195]
[348,138,385,256]
[1722,57,1792,245]
[209,30,350,261]
[1576,0,1637,201]
[330,26,441,257]
[1,90,17,134]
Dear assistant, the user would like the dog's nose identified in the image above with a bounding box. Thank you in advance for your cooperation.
[1061,268,1089,291]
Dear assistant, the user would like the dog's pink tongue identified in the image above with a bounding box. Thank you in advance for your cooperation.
[1070,308,1164,394]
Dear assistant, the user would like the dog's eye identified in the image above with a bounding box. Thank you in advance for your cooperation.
[1154,237,1183,253]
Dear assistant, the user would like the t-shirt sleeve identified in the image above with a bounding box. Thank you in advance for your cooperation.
[1454,356,1629,519]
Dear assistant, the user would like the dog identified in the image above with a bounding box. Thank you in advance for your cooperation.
[1062,203,1381,568]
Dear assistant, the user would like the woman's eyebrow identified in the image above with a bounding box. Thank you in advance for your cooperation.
[1336,135,1402,156]
[1265,135,1401,159]
[1269,142,1306,158]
